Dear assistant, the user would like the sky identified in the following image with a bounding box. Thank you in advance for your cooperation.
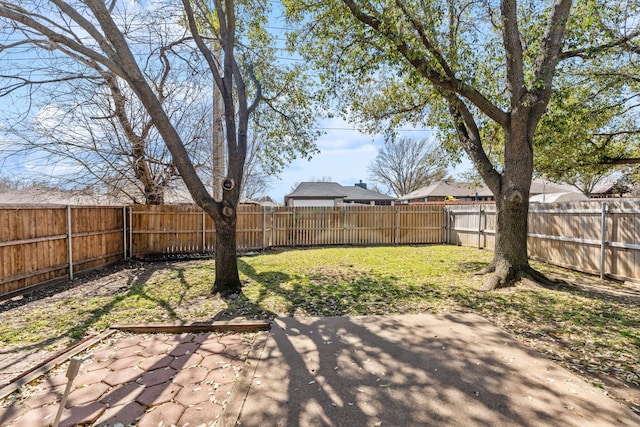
[264,117,469,203]
[0,105,470,203]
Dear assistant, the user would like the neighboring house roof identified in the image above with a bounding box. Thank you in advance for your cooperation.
[285,182,394,202]
[529,192,589,203]
[240,198,281,207]
[397,179,582,201]
[0,187,125,205]
[397,180,487,201]
[589,177,619,195]
[529,179,577,195]
[285,182,348,199]
[340,185,395,201]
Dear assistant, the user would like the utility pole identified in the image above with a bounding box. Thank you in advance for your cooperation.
[212,43,225,201]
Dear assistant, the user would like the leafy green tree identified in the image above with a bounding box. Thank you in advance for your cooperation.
[0,0,318,296]
[534,54,640,195]
[284,0,640,289]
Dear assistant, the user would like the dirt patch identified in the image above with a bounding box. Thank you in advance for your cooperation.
[0,260,209,388]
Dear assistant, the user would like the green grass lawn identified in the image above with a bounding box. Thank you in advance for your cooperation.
[1,245,638,394]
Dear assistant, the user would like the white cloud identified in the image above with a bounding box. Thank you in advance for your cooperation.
[34,104,64,130]
[314,117,378,151]
[21,154,83,177]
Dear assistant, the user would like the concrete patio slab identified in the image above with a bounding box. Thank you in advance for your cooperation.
[232,313,637,427]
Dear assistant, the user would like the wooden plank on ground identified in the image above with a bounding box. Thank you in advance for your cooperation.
[111,320,271,333]
[0,329,117,400]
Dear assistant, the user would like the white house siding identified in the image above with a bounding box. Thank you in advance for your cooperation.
[289,199,338,207]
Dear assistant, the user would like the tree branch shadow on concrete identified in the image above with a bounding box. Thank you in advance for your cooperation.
[238,314,636,426]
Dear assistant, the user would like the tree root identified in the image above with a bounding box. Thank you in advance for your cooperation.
[475,262,496,276]
[520,266,565,288]
[213,282,243,298]
[219,289,243,300]
[479,262,564,291]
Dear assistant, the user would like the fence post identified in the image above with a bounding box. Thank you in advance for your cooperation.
[600,202,608,280]
[122,207,127,260]
[202,210,206,252]
[477,205,483,249]
[271,207,275,247]
[262,206,267,250]
[343,205,347,244]
[395,207,400,244]
[448,208,452,244]
[292,207,296,247]
[128,207,133,259]
[66,205,74,280]
[443,206,448,244]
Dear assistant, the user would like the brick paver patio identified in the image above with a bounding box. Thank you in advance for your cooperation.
[0,331,257,426]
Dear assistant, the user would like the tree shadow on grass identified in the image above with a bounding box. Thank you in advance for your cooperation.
[235,258,442,319]
[0,262,197,386]
[456,258,640,306]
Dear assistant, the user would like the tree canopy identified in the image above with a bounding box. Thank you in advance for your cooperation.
[283,0,640,288]
[368,136,447,196]
[0,0,319,295]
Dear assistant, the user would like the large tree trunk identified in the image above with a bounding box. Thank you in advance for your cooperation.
[481,117,537,290]
[484,183,531,289]
[213,204,241,296]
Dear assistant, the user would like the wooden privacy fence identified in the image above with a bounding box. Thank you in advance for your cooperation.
[129,204,445,255]
[3,200,640,297]
[445,200,640,282]
[0,205,125,296]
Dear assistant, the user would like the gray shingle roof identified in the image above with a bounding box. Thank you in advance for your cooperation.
[285,182,393,201]
[285,182,347,198]
[397,180,482,200]
[341,185,394,201]
[0,187,123,205]
[397,179,581,201]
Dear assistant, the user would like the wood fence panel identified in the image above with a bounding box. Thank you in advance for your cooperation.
[343,206,385,245]
[605,200,640,281]
[371,205,395,244]
[291,207,342,246]
[0,206,68,295]
[324,208,345,245]
[203,212,215,251]
[237,205,264,250]
[293,207,313,246]
[130,205,205,255]
[344,207,357,244]
[528,202,603,276]
[447,207,484,248]
[0,205,123,296]
[71,206,124,272]
[398,205,444,244]
[271,207,293,247]
[449,200,640,282]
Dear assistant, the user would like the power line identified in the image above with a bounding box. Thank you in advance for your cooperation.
[314,127,435,132]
